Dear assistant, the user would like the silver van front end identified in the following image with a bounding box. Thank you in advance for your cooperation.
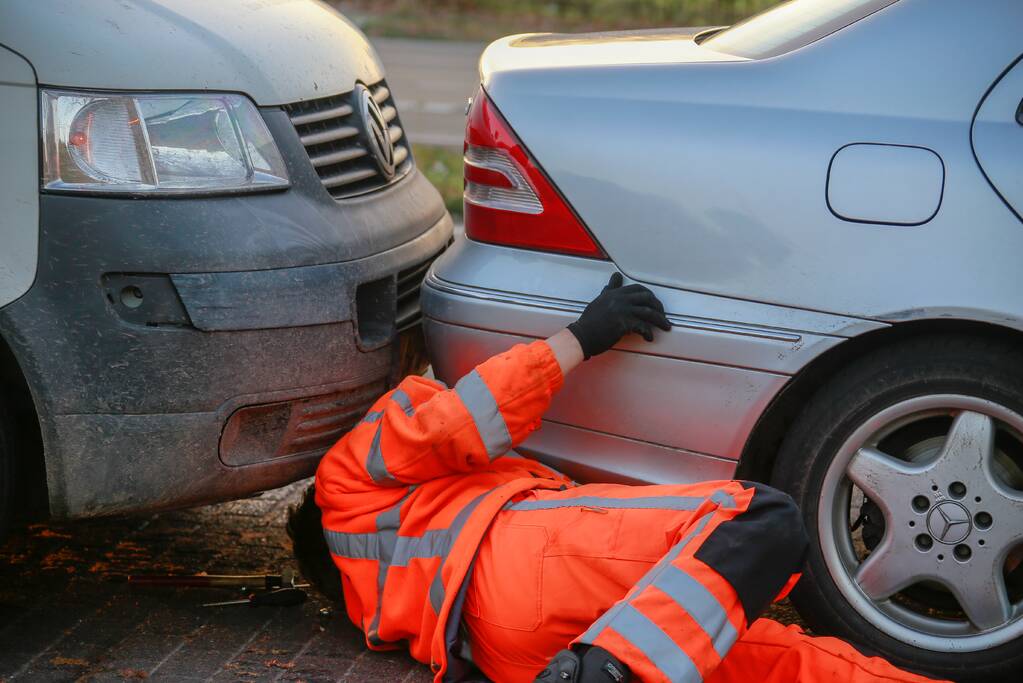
[0,0,451,521]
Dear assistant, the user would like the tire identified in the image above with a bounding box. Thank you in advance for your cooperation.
[0,400,13,542]
[772,334,1023,683]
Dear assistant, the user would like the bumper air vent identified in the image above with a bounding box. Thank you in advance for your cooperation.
[220,379,389,466]
[284,80,413,199]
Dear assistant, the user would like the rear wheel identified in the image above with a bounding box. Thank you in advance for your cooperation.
[773,335,1023,682]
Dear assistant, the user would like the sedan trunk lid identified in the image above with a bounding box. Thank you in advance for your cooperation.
[480,28,745,82]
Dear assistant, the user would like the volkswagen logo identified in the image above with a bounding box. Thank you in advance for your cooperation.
[355,83,396,178]
[926,501,972,545]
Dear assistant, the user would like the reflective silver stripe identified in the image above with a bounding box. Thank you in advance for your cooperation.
[654,565,739,659]
[710,490,736,508]
[392,389,415,416]
[364,491,413,645]
[377,489,409,529]
[323,529,388,559]
[365,424,397,485]
[506,492,736,512]
[363,391,418,484]
[324,505,480,568]
[324,490,489,634]
[428,492,489,613]
[580,514,714,644]
[392,530,454,565]
[360,409,384,425]
[368,495,404,644]
[506,495,708,512]
[360,388,414,426]
[612,604,702,683]
[324,528,455,566]
[454,370,511,460]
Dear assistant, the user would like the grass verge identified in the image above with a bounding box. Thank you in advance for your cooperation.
[414,144,464,221]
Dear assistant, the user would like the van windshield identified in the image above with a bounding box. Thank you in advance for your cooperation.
[700,0,898,59]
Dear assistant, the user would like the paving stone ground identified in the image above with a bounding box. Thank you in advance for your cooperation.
[0,480,433,683]
[0,479,802,682]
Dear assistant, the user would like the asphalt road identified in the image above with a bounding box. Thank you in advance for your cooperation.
[373,38,485,148]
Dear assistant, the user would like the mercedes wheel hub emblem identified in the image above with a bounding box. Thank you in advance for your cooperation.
[355,83,396,178]
[926,500,972,544]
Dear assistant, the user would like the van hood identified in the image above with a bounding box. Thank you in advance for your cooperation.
[0,0,384,106]
[480,28,745,84]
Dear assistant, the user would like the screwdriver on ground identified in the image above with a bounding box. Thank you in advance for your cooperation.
[203,586,308,608]
[128,569,307,591]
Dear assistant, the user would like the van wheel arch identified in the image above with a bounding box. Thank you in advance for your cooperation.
[736,318,1023,484]
[0,331,49,530]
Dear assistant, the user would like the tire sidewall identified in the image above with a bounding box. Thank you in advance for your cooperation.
[773,337,1023,681]
[0,400,12,541]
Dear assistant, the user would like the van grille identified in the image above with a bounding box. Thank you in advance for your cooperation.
[284,80,413,199]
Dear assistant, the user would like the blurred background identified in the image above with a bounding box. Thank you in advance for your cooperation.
[330,0,780,221]
[335,0,777,41]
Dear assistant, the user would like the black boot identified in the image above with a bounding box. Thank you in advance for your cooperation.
[533,646,630,683]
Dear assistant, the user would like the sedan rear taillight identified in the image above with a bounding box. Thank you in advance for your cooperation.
[463,89,606,259]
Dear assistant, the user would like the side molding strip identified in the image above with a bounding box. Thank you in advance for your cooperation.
[427,274,802,344]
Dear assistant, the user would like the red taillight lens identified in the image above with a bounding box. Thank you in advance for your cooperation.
[463,89,606,259]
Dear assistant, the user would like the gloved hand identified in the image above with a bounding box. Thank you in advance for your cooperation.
[567,272,671,360]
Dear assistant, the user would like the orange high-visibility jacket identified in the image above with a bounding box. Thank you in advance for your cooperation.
[315,340,571,680]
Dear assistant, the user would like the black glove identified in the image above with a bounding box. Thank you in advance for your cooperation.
[534,646,631,683]
[567,272,671,360]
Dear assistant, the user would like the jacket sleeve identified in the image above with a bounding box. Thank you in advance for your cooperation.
[316,340,564,492]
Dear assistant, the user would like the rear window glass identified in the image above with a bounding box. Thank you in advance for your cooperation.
[700,0,898,59]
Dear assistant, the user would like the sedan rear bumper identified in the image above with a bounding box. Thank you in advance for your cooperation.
[422,236,883,485]
[422,274,767,481]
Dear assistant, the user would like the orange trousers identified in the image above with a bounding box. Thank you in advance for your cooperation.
[463,481,941,683]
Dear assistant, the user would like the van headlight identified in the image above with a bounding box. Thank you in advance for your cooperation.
[41,90,289,194]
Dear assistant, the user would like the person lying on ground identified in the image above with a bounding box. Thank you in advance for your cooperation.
[296,273,947,683]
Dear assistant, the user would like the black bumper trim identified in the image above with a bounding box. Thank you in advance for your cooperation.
[171,216,451,332]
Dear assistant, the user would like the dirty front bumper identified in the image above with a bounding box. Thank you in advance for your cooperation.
[0,158,451,518]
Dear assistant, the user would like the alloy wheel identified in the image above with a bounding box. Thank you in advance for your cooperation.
[819,394,1023,652]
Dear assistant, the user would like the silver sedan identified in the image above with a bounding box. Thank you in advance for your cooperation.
[422,0,1023,680]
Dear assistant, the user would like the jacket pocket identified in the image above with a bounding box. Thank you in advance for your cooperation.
[469,521,547,631]
[543,506,626,559]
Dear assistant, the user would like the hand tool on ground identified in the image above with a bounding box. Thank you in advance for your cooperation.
[203,586,308,608]
[128,568,307,591]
